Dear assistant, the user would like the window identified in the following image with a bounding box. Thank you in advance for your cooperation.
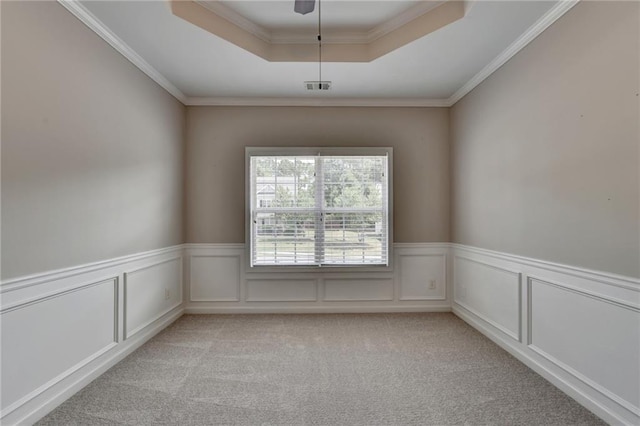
[247,148,392,267]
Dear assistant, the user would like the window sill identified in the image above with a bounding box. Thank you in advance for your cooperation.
[245,264,394,275]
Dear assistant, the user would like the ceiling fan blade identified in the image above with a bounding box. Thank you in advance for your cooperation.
[294,0,315,15]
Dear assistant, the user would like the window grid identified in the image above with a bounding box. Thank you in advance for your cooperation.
[249,152,389,267]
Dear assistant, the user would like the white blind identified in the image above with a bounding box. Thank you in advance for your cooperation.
[250,153,389,267]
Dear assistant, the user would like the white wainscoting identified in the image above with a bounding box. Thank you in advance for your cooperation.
[4,241,637,426]
[183,243,451,313]
[0,246,184,426]
[398,253,447,301]
[454,256,521,341]
[124,257,183,339]
[247,278,317,302]
[451,244,640,426]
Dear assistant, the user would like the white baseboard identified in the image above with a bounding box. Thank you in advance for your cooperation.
[184,304,452,314]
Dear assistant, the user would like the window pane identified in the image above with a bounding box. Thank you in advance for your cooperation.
[254,156,315,209]
[253,211,316,265]
[323,157,385,208]
[322,212,386,264]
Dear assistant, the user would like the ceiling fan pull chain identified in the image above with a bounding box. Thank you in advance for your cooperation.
[318,0,322,83]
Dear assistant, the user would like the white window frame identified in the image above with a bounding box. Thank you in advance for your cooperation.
[245,147,393,272]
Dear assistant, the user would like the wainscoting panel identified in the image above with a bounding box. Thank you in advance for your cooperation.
[0,246,184,425]
[454,256,521,341]
[184,243,451,313]
[190,254,241,302]
[528,277,640,417]
[124,257,183,339]
[0,278,117,416]
[452,244,640,426]
[323,278,394,301]
[398,254,446,301]
[246,279,317,302]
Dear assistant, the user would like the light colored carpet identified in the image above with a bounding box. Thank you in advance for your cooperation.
[38,313,604,425]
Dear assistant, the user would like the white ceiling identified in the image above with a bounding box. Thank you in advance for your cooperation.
[216,0,425,33]
[75,0,566,104]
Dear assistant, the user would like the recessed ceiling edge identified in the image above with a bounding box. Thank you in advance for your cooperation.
[170,0,466,63]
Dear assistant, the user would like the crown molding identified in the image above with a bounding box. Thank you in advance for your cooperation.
[56,0,187,104]
[448,0,580,105]
[185,97,451,108]
[58,0,579,108]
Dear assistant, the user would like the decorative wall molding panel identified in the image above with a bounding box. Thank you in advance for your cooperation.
[190,253,242,302]
[246,278,317,302]
[1,278,118,419]
[527,276,639,418]
[124,257,183,339]
[0,246,184,426]
[323,278,394,302]
[453,255,521,341]
[183,243,451,314]
[398,253,447,301]
[451,244,640,426]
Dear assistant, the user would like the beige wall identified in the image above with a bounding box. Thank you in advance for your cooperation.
[1,2,185,279]
[4,1,637,279]
[451,1,640,278]
[185,107,450,244]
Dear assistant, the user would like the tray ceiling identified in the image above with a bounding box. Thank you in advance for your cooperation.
[69,0,573,105]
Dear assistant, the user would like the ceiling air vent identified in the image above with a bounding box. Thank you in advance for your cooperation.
[305,81,331,91]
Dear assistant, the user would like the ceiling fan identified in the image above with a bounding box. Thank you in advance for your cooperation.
[294,0,316,15]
